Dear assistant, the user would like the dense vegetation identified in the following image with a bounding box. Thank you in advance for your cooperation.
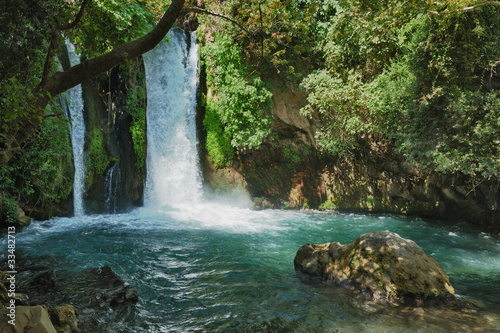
[301,0,500,177]
[1,0,499,223]
[0,0,181,223]
[199,0,500,178]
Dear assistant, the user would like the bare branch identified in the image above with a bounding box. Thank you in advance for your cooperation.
[183,6,249,33]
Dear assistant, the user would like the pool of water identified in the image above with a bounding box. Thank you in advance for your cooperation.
[3,204,500,332]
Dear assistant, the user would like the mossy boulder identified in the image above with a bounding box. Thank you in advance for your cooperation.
[294,230,455,303]
[48,304,78,333]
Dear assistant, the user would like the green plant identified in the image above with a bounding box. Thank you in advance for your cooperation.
[0,196,18,225]
[0,99,73,217]
[203,98,234,168]
[87,128,110,177]
[126,65,147,176]
[202,34,274,150]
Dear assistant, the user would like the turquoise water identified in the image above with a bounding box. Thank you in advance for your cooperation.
[4,205,500,332]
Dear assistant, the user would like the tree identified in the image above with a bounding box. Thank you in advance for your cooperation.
[300,0,500,177]
[0,0,186,167]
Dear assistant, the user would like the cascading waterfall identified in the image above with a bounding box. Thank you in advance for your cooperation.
[63,40,86,216]
[143,29,202,208]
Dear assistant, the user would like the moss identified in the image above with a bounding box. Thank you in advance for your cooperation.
[88,128,111,176]
[319,199,337,210]
[126,61,147,177]
[130,116,146,176]
[203,97,234,169]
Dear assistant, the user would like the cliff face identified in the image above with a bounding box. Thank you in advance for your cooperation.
[82,60,146,214]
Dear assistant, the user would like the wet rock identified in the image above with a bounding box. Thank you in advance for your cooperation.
[48,304,78,333]
[12,265,137,332]
[82,265,138,307]
[294,230,455,303]
[31,270,57,288]
[0,305,57,333]
[13,293,30,306]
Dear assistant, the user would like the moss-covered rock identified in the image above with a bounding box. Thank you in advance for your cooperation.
[294,230,455,303]
[48,304,78,333]
[0,196,31,228]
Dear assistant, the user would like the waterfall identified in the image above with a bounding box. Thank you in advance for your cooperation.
[104,163,121,213]
[63,40,86,216]
[143,29,202,208]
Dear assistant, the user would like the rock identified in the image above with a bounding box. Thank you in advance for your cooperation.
[0,305,57,333]
[16,206,32,227]
[0,271,11,307]
[83,265,139,306]
[48,304,78,333]
[31,270,57,288]
[294,230,455,303]
[13,293,29,306]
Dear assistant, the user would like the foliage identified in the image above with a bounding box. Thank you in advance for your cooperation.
[202,34,273,150]
[199,0,323,82]
[203,98,234,168]
[0,196,18,225]
[301,70,369,155]
[65,0,160,57]
[301,1,500,177]
[0,0,66,133]
[0,100,73,216]
[87,128,111,177]
[125,61,148,176]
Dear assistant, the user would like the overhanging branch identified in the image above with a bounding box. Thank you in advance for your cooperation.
[58,0,91,30]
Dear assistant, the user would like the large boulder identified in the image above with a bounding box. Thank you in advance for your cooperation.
[294,230,455,303]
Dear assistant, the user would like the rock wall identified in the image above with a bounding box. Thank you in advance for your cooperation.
[81,60,146,213]
[316,137,500,233]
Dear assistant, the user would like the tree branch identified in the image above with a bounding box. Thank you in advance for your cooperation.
[43,0,186,99]
[40,0,91,87]
[58,0,91,30]
[40,31,60,87]
[182,6,249,33]
[0,0,186,168]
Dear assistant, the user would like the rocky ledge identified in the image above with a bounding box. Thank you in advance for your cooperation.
[294,230,455,304]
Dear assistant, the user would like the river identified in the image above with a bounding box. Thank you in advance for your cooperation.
[4,206,500,332]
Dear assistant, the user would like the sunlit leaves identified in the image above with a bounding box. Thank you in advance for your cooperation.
[300,0,500,176]
[199,0,321,79]
[202,34,273,150]
[66,0,160,57]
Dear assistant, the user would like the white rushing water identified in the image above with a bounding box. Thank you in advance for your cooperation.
[64,41,86,216]
[143,29,202,208]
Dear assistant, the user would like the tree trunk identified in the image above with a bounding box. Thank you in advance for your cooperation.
[0,0,186,168]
